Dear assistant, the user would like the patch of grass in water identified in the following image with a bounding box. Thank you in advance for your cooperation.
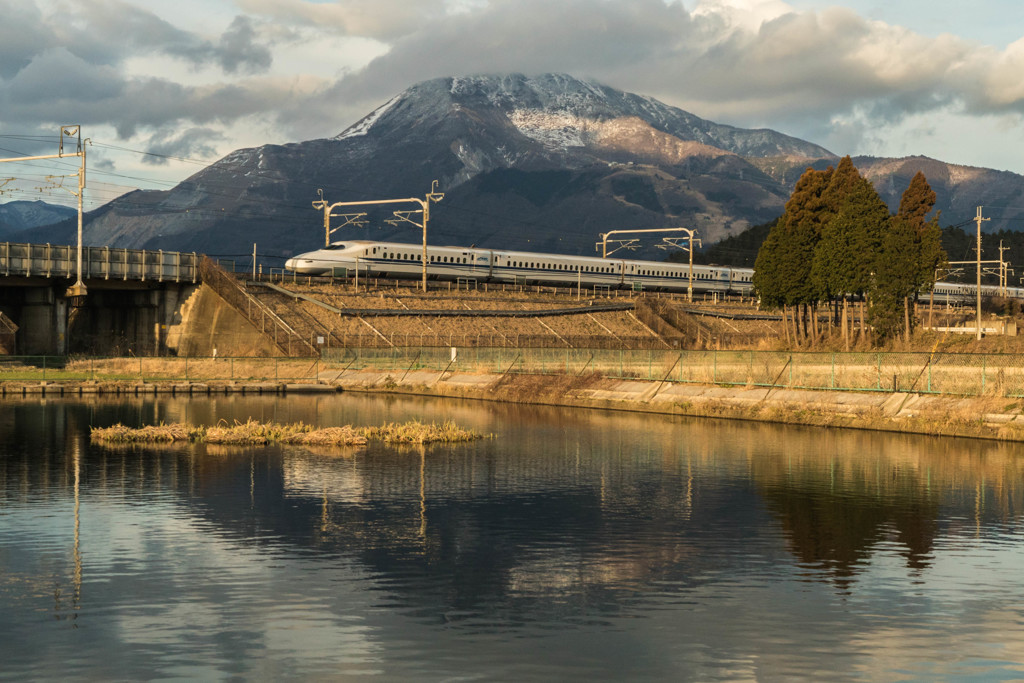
[90,419,485,446]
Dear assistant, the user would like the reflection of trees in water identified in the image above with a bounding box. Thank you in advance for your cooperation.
[743,428,1024,588]
[761,485,939,591]
[5,399,1024,613]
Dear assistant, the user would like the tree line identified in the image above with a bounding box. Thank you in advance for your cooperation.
[751,157,945,344]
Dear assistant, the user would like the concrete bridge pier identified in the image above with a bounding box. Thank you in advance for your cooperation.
[17,285,69,355]
[69,283,197,356]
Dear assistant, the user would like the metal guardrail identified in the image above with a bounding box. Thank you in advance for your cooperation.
[0,242,198,282]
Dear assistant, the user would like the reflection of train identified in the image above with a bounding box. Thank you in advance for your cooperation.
[284,240,1024,300]
[285,240,754,294]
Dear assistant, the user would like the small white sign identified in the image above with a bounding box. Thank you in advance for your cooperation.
[317,336,325,345]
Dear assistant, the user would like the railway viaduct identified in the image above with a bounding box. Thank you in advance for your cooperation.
[0,242,282,357]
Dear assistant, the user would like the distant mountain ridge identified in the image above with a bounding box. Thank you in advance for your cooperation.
[19,74,1024,262]
[0,200,76,239]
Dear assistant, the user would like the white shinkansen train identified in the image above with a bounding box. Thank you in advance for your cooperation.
[284,239,1024,300]
[284,240,754,294]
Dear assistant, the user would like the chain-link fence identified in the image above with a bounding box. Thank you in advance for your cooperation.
[0,356,321,383]
[322,347,1024,397]
[4,349,1024,397]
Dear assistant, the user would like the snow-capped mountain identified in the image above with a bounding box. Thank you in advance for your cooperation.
[22,74,1024,258]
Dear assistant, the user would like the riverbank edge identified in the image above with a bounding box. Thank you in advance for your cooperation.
[327,369,1024,442]
[4,370,1022,442]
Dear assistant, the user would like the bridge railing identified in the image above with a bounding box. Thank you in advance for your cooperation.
[0,242,199,282]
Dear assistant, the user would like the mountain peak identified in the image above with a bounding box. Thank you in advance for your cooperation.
[30,73,1022,260]
[336,73,834,160]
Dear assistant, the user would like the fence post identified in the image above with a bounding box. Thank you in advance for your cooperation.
[713,351,717,384]
[831,353,835,389]
[982,356,986,394]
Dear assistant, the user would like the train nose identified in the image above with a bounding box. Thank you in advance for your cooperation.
[285,258,297,270]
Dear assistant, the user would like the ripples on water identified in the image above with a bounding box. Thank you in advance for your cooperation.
[1,395,1023,680]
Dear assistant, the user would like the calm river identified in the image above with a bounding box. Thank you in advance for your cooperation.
[1,394,1023,681]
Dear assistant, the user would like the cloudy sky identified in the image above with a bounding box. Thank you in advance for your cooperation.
[1,0,1023,208]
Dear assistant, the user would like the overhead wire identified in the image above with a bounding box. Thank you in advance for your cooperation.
[6,135,1024,263]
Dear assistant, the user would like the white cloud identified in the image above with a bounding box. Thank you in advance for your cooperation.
[3,0,1024,200]
[691,0,793,33]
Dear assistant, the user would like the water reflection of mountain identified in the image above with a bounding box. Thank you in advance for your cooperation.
[3,398,1024,609]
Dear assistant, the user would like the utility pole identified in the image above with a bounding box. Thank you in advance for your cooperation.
[0,126,88,303]
[311,182,444,291]
[312,190,368,246]
[595,226,700,301]
[998,240,1010,297]
[975,206,990,340]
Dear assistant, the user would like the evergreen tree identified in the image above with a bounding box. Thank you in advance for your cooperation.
[870,172,948,340]
[771,165,833,306]
[752,223,785,307]
[810,159,889,299]
[871,216,920,340]
[898,171,947,292]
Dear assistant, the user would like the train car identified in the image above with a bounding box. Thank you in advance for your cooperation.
[931,281,1024,301]
[284,240,1024,302]
[285,240,756,295]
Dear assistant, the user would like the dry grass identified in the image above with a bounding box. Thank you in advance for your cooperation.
[90,423,202,443]
[90,418,483,446]
[359,420,484,444]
